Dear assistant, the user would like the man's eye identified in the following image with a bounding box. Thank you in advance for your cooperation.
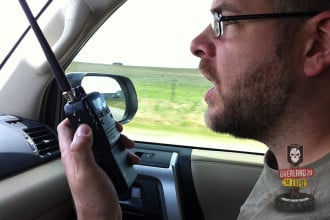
[224,20,238,25]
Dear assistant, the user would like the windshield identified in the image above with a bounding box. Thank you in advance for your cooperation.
[0,0,49,69]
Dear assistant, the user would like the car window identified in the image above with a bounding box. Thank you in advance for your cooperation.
[0,0,65,69]
[66,0,267,153]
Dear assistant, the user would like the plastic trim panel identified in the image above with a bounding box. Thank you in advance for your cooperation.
[134,152,182,220]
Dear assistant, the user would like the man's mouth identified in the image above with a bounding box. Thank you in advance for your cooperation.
[204,87,215,102]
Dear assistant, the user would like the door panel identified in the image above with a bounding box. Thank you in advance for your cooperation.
[191,149,263,220]
[0,159,72,220]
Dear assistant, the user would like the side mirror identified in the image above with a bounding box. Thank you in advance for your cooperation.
[66,72,138,124]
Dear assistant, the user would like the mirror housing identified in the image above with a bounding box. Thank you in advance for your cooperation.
[66,72,138,124]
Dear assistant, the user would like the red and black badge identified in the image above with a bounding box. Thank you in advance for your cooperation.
[275,144,315,212]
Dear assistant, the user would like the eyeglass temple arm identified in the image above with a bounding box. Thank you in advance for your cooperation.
[220,12,319,22]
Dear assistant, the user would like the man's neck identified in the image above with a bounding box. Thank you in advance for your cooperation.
[262,109,330,170]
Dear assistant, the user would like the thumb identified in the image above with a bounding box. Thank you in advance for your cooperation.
[70,124,98,174]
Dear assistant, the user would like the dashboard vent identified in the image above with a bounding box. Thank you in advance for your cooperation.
[24,126,59,157]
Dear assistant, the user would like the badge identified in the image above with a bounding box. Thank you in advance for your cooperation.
[275,144,315,212]
[288,144,303,166]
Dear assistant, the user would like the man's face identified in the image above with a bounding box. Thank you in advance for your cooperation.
[190,0,296,140]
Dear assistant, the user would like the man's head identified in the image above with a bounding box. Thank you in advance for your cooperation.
[190,0,330,143]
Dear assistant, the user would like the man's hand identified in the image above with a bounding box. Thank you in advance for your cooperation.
[57,118,139,220]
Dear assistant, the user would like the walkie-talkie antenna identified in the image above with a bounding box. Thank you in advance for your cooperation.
[20,0,138,200]
[19,0,76,101]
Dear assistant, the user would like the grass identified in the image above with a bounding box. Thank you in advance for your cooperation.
[66,62,266,152]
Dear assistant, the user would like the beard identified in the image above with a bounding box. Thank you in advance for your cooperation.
[204,49,295,141]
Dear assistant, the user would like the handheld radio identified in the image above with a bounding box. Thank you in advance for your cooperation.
[19,0,137,200]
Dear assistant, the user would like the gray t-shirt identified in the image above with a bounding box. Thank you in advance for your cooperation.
[237,151,330,220]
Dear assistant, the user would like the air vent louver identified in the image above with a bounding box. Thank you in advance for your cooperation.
[24,126,59,157]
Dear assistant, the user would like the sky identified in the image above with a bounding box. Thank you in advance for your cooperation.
[74,0,211,68]
[0,0,59,64]
[0,1,32,63]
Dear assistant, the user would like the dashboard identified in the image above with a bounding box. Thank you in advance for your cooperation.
[0,114,186,220]
[0,115,59,180]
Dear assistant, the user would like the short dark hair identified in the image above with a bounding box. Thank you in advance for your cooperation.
[270,0,330,12]
[267,0,330,46]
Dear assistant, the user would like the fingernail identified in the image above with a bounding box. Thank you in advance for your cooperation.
[76,125,90,137]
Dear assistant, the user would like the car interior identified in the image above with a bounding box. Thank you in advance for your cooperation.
[0,0,267,219]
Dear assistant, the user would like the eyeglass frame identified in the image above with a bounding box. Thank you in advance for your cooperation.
[211,11,320,38]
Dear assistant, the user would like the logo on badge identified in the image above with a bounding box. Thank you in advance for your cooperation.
[288,144,303,167]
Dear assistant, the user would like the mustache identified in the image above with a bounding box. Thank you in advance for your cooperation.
[199,59,216,82]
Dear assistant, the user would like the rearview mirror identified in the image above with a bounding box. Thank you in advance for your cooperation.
[66,72,138,124]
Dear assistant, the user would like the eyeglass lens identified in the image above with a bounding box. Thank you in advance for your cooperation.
[211,12,222,37]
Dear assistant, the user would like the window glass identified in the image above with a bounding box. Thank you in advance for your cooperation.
[0,0,65,69]
[67,0,267,153]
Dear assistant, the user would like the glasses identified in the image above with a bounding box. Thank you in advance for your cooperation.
[211,11,319,38]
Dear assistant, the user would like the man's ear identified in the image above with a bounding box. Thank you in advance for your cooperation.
[304,11,330,77]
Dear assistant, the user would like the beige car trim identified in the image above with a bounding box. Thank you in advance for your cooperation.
[0,159,71,220]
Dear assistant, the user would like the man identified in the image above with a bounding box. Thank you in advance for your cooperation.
[190,0,330,218]
[58,0,330,219]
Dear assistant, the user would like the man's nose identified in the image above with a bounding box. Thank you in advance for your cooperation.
[190,25,215,59]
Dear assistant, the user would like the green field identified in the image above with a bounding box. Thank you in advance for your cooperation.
[66,62,266,152]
